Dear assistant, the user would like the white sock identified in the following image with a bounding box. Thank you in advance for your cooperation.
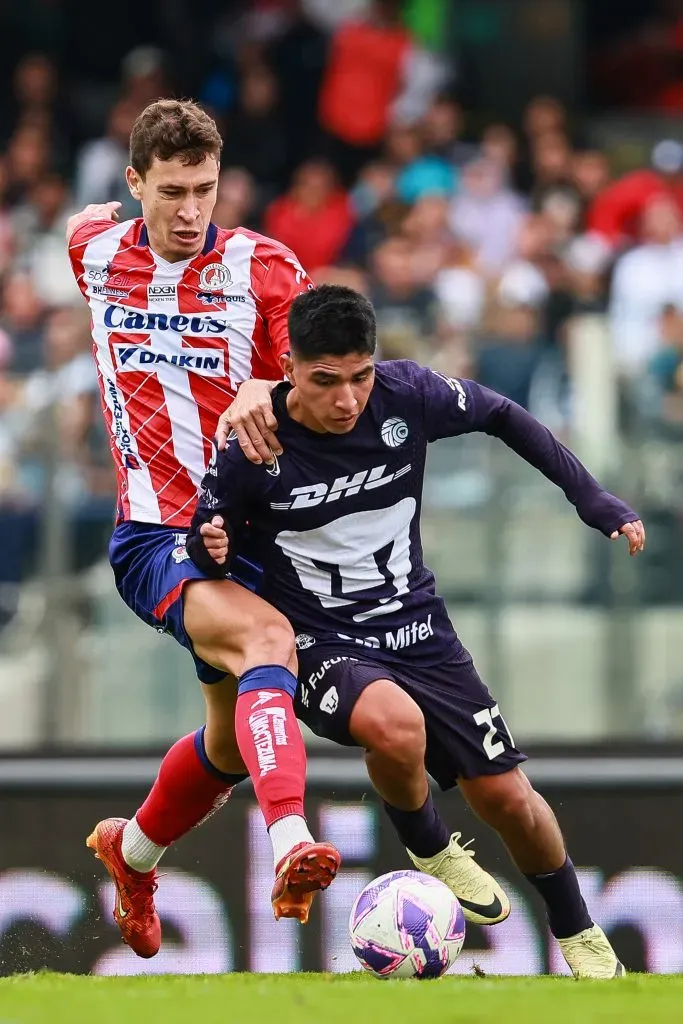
[121,816,167,872]
[268,814,314,868]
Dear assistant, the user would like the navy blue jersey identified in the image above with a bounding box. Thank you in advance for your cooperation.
[189,361,638,666]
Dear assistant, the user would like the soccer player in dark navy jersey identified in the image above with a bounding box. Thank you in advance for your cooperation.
[188,285,645,979]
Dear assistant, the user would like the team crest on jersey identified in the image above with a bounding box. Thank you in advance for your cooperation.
[381,417,409,448]
[199,263,231,292]
[172,544,190,564]
[295,634,316,650]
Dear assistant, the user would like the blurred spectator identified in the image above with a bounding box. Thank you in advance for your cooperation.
[421,95,476,168]
[264,159,354,272]
[4,124,49,206]
[0,54,70,167]
[481,123,520,186]
[369,235,438,360]
[609,196,683,373]
[75,101,141,221]
[530,132,574,211]
[474,303,543,410]
[448,158,526,277]
[571,150,612,226]
[343,161,396,257]
[588,139,683,247]
[120,47,168,110]
[563,233,612,314]
[312,264,369,294]
[6,307,99,502]
[318,1,413,181]
[268,1,328,167]
[0,157,15,277]
[646,304,683,427]
[343,161,405,266]
[497,216,552,313]
[433,247,485,336]
[212,168,259,230]
[523,95,568,143]
[401,195,456,284]
[12,174,79,307]
[0,271,44,375]
[223,64,290,202]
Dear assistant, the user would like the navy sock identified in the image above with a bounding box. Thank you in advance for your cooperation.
[194,726,248,786]
[383,793,451,858]
[525,856,593,939]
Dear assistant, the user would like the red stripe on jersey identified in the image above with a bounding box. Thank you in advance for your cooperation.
[153,579,188,621]
[68,220,116,298]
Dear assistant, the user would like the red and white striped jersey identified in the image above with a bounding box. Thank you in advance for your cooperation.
[69,218,312,528]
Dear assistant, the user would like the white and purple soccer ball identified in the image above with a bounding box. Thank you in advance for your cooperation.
[349,870,466,980]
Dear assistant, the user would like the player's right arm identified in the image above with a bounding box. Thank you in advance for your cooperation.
[65,202,122,244]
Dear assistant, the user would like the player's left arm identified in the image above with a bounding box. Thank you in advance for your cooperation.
[215,246,313,460]
[421,369,645,555]
[186,440,256,576]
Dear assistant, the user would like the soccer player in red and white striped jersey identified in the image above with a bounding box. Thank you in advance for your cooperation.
[67,99,340,957]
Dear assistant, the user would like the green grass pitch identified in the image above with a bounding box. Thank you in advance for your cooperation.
[1,973,683,1024]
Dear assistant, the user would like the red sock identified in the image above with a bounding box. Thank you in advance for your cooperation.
[234,683,307,828]
[136,730,247,847]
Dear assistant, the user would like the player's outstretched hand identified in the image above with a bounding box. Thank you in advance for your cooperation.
[216,379,281,462]
[199,515,229,565]
[610,520,646,556]
[65,202,121,243]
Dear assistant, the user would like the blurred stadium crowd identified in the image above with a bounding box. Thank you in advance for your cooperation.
[1,0,683,591]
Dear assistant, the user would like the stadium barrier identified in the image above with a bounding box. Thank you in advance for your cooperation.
[1,750,682,976]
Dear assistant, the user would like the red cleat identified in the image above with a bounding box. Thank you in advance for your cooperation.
[271,841,341,924]
[86,817,161,958]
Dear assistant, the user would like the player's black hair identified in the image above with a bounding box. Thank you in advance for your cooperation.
[288,285,377,361]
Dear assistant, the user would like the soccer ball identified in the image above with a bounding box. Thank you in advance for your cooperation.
[349,869,466,979]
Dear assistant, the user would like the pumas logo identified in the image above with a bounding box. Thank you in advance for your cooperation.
[320,686,339,715]
[270,463,411,511]
[199,263,231,292]
[295,634,316,650]
[114,344,225,376]
[381,417,409,448]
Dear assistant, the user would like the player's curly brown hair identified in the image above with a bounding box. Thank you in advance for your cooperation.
[129,99,222,177]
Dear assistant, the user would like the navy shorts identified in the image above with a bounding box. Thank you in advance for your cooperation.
[294,644,527,788]
[109,521,263,685]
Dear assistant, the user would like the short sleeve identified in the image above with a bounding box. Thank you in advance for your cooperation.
[257,247,314,359]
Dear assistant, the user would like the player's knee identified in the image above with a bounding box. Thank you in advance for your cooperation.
[467,768,535,826]
[242,611,296,668]
[358,694,426,766]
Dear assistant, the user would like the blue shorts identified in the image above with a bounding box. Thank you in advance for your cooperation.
[109,521,262,684]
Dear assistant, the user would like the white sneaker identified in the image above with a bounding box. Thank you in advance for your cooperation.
[558,924,626,979]
[407,832,510,926]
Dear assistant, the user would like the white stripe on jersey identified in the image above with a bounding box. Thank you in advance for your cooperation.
[85,225,161,522]
[152,262,209,491]
[221,233,258,388]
